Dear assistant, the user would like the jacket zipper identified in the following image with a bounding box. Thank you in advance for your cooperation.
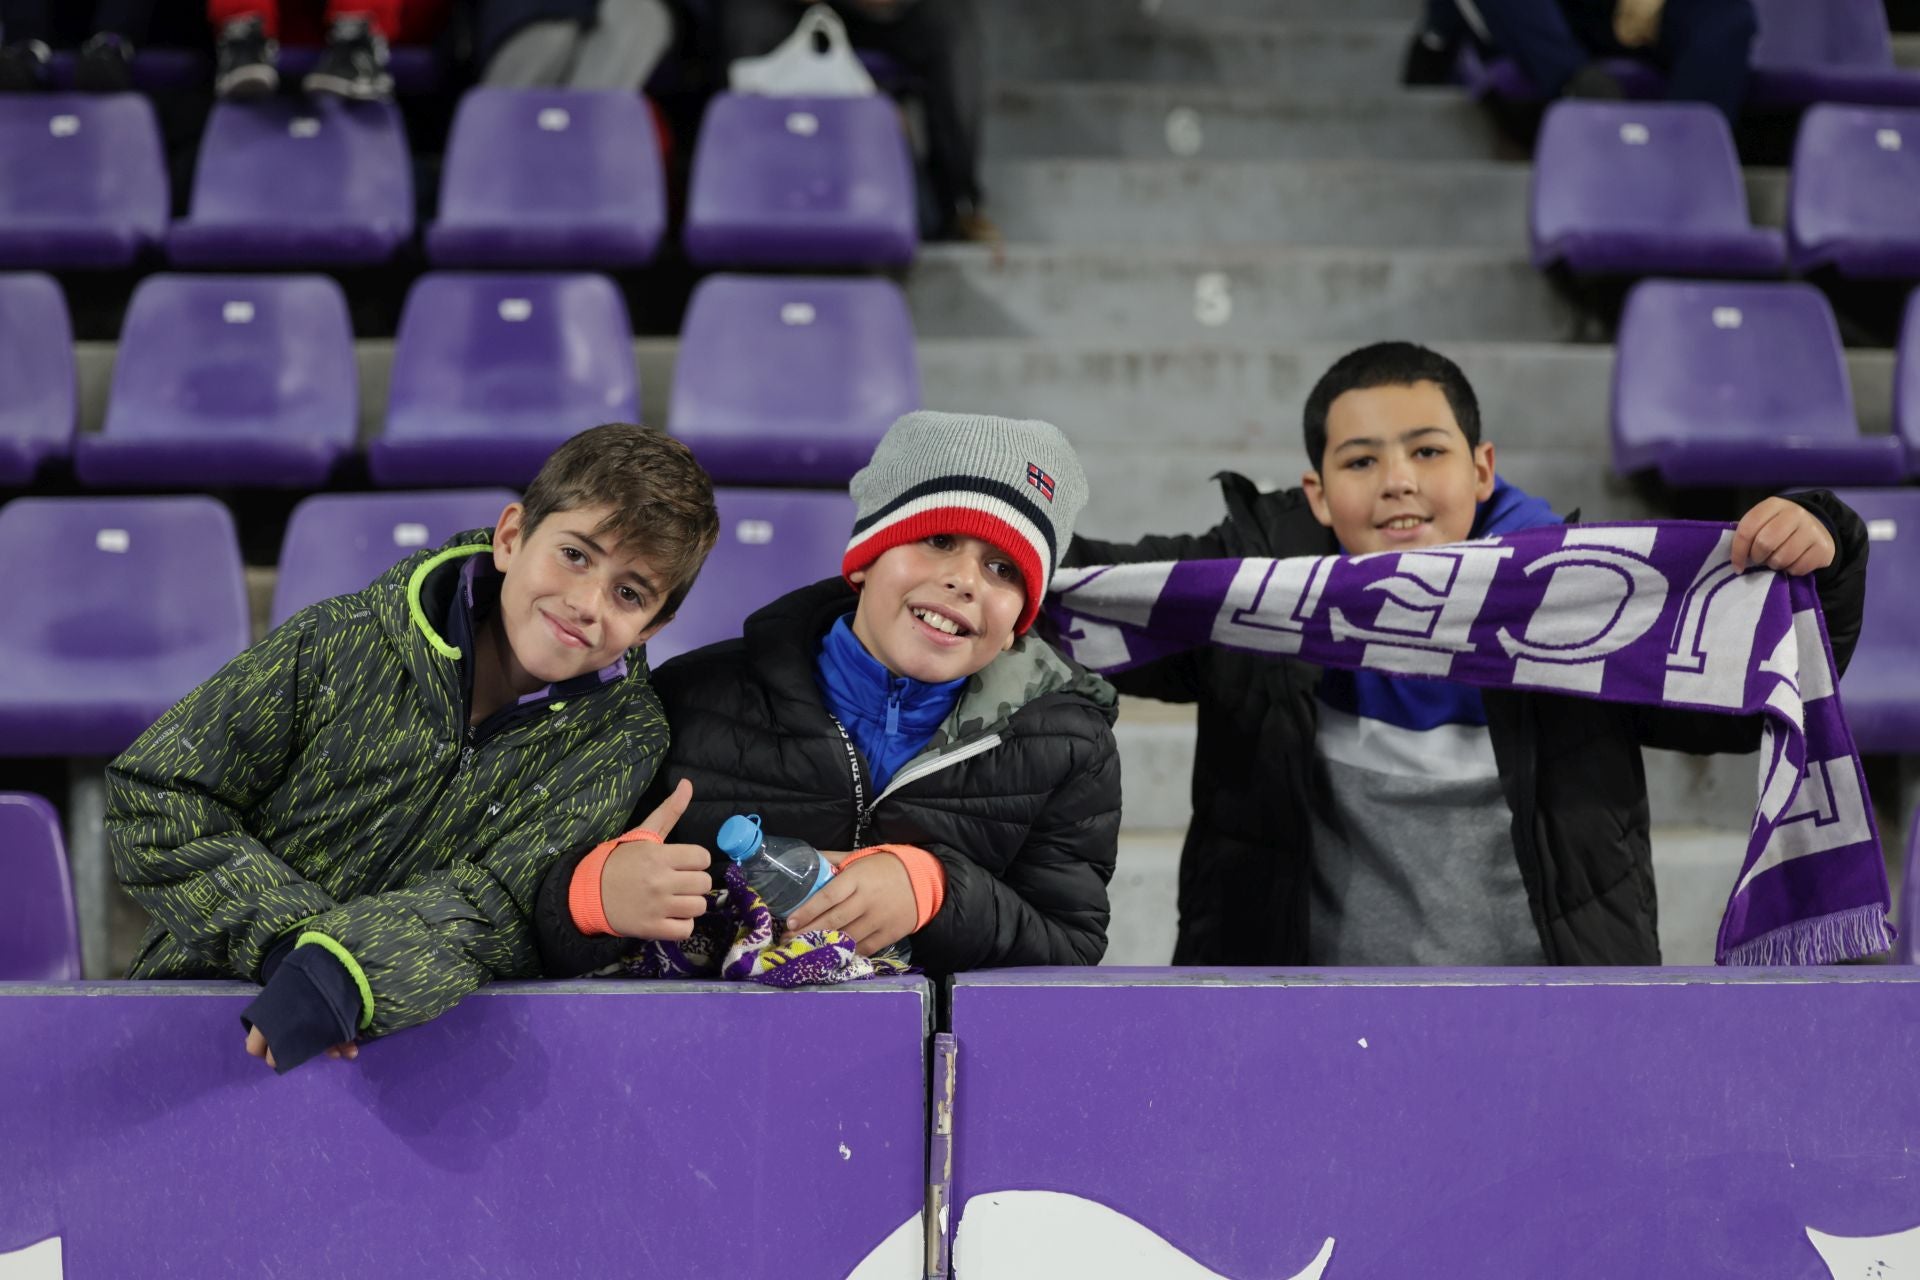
[825,713,1006,847]
[1510,698,1560,964]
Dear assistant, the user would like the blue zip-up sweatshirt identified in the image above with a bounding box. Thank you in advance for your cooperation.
[814,616,966,794]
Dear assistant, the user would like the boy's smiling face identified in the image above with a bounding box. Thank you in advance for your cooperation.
[850,534,1026,683]
[1302,380,1497,555]
[490,502,672,692]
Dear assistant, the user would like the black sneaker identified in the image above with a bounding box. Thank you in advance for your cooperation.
[0,39,50,92]
[1564,61,1629,101]
[1401,29,1457,87]
[215,16,278,100]
[303,16,392,101]
[74,32,135,93]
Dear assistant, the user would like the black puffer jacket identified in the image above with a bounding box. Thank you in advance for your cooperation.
[1067,479,1869,967]
[537,578,1122,975]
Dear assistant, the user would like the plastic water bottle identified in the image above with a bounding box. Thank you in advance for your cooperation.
[716,814,834,918]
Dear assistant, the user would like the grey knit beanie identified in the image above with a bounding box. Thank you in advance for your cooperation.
[842,411,1089,634]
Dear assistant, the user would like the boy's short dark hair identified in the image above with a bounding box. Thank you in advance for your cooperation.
[1301,342,1482,472]
[521,423,720,618]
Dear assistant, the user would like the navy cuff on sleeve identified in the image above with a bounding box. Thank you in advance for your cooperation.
[239,945,361,1075]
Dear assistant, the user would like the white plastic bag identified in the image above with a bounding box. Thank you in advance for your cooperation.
[728,6,878,98]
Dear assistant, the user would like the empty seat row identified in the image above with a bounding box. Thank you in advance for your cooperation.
[0,270,920,490]
[0,486,854,762]
[1611,279,1913,488]
[1534,100,1920,282]
[0,88,915,273]
[1467,0,1920,111]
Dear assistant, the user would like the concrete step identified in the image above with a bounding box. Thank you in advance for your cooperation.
[1101,826,1758,966]
[984,82,1520,162]
[983,160,1789,249]
[905,243,1581,343]
[986,15,1413,90]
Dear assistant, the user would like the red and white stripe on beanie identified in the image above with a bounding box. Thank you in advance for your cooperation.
[842,411,1088,636]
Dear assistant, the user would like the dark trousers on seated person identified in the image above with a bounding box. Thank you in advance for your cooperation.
[1452,0,1757,119]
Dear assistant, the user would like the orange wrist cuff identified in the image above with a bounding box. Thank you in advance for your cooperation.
[840,844,947,931]
[568,826,664,937]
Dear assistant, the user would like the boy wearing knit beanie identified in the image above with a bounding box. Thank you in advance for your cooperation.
[537,411,1122,975]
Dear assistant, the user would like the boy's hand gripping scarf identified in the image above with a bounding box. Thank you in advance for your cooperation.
[1048,521,1891,966]
[600,862,914,987]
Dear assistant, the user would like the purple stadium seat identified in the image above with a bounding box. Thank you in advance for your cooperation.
[0,273,75,486]
[271,488,517,627]
[648,488,855,665]
[168,98,412,268]
[0,94,166,269]
[1456,44,1664,103]
[1611,281,1907,487]
[0,792,79,981]
[1532,102,1785,277]
[75,274,357,489]
[1891,289,1920,470]
[369,273,637,488]
[669,274,920,486]
[1826,488,1920,756]
[1788,106,1920,280]
[672,274,917,485]
[0,496,250,757]
[1748,0,1920,110]
[427,89,667,269]
[684,92,916,269]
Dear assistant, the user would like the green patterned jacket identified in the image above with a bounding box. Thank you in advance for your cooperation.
[108,530,668,1038]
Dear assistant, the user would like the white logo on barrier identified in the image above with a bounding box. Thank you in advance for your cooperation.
[1328,544,1514,676]
[1210,557,1333,658]
[1664,531,1770,708]
[951,1191,1334,1280]
[1807,1222,1920,1278]
[1498,528,1666,694]
[0,1236,61,1279]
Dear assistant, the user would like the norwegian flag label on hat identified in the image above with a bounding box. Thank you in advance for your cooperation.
[1026,463,1056,502]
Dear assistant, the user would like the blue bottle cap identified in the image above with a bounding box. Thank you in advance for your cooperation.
[716,814,766,863]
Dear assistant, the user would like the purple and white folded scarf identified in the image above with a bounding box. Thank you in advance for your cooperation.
[1049,521,1891,965]
[601,862,914,987]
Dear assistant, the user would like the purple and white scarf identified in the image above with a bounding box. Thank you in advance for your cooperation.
[1049,521,1891,966]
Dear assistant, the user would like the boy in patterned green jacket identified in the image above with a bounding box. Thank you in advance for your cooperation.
[108,424,720,1074]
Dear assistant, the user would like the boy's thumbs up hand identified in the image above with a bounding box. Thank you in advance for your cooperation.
[601,779,711,941]
[635,778,694,840]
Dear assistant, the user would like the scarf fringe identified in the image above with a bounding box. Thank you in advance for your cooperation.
[1718,904,1895,967]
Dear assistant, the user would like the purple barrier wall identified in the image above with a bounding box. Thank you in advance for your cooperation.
[0,980,930,1280]
[948,969,1920,1280]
